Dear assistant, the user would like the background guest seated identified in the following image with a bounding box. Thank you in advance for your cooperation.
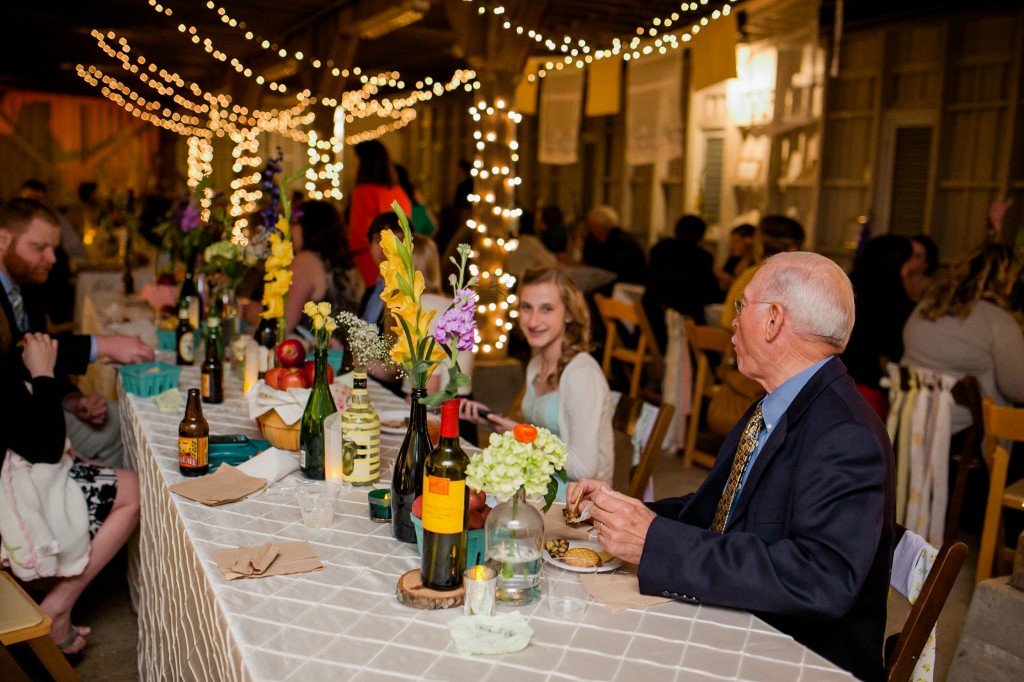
[462,267,613,491]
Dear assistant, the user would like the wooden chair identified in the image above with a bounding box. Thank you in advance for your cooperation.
[886,527,967,682]
[681,317,733,469]
[976,398,1024,583]
[594,293,658,399]
[610,395,675,498]
[0,571,79,681]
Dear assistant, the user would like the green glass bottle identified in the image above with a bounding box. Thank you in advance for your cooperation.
[420,398,468,590]
[299,348,337,479]
[391,387,432,543]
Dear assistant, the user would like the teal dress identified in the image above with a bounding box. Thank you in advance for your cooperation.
[522,382,567,499]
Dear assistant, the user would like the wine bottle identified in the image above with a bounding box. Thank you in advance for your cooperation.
[175,300,195,366]
[391,388,432,543]
[179,388,209,476]
[200,314,224,404]
[178,267,203,330]
[420,398,468,590]
[299,348,338,479]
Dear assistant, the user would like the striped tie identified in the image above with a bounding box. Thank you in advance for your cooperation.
[710,405,764,533]
[8,284,29,332]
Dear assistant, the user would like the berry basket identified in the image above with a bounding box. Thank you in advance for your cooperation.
[155,329,176,351]
[120,362,182,397]
[410,514,486,567]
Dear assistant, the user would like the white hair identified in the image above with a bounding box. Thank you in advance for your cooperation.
[759,252,855,351]
[587,205,619,229]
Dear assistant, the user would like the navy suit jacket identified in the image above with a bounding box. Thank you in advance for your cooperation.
[639,357,895,682]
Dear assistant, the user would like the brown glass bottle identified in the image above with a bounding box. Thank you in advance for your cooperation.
[179,388,209,476]
[175,299,195,366]
[201,316,224,404]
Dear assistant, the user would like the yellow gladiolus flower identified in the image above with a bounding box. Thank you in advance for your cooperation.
[262,295,284,319]
[276,215,290,238]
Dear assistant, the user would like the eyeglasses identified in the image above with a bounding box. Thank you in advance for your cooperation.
[734,299,774,316]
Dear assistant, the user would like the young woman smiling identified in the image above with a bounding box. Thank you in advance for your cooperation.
[462,267,614,487]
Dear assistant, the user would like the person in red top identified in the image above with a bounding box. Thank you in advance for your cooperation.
[348,140,411,286]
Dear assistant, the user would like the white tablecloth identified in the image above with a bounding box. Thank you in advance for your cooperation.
[119,368,852,681]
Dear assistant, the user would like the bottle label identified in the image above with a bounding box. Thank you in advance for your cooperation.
[179,436,208,469]
[179,333,194,363]
[422,476,465,534]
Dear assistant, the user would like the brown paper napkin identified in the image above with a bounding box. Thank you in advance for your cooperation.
[542,504,593,542]
[213,541,323,580]
[169,464,267,506]
[578,572,672,613]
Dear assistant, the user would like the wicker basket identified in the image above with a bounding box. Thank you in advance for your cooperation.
[257,410,300,451]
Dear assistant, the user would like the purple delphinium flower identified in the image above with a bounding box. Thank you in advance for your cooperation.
[180,202,202,232]
[434,288,476,352]
[260,148,284,233]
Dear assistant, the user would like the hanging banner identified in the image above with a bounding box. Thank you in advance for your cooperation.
[538,67,585,165]
[625,50,683,166]
[514,58,548,115]
[690,11,739,92]
[585,58,621,116]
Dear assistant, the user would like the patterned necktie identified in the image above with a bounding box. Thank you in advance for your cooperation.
[710,405,764,533]
[8,284,29,332]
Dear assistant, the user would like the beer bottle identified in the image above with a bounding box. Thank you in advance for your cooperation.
[179,388,209,476]
[175,299,195,365]
[201,314,224,404]
[420,398,468,590]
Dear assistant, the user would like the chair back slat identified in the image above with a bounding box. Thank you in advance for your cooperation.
[611,395,674,499]
[886,528,967,682]
[976,398,1024,582]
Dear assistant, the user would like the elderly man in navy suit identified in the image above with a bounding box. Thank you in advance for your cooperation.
[570,251,895,682]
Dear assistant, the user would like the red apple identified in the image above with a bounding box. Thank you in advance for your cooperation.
[468,488,487,512]
[275,339,306,368]
[302,359,334,386]
[467,510,485,530]
[278,367,309,390]
[264,367,284,390]
[412,495,423,519]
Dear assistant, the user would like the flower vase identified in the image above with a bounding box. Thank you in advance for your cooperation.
[485,489,544,605]
[340,363,381,486]
[299,348,338,479]
[391,388,433,543]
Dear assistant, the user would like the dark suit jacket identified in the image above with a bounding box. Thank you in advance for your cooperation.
[0,281,91,396]
[638,357,895,682]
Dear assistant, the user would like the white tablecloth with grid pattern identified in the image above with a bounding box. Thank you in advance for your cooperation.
[120,366,852,682]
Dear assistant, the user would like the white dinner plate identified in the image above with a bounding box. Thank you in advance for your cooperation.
[378,410,410,434]
[543,540,623,573]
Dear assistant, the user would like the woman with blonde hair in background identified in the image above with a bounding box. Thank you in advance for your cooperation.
[462,267,613,489]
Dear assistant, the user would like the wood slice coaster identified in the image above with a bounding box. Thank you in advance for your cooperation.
[396,569,465,609]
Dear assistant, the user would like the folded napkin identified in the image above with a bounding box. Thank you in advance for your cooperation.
[578,573,671,613]
[236,447,299,483]
[213,541,322,580]
[542,504,593,542]
[447,613,534,655]
[246,382,352,425]
[170,465,267,505]
[154,388,185,413]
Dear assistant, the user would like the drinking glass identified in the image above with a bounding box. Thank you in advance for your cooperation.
[296,481,340,528]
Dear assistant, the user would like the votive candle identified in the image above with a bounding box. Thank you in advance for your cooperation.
[463,565,497,616]
[243,340,259,392]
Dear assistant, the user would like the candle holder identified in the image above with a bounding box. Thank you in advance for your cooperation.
[463,565,497,616]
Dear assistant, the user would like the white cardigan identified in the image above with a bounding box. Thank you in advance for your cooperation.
[525,352,614,484]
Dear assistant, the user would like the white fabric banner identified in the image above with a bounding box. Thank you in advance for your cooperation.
[538,67,584,165]
[625,51,683,166]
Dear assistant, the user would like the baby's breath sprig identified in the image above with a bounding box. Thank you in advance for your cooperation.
[335,311,394,368]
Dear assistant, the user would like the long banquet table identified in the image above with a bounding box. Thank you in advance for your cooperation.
[120,366,853,681]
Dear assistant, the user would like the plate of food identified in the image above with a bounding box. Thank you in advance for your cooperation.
[379,410,410,434]
[542,540,622,573]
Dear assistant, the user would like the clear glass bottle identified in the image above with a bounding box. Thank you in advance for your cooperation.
[299,348,338,479]
[485,488,544,605]
[420,398,468,590]
[391,387,432,543]
[340,363,381,486]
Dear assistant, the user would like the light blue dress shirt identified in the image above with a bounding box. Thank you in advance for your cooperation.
[734,356,833,502]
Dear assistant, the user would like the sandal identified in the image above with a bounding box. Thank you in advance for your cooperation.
[54,623,88,655]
